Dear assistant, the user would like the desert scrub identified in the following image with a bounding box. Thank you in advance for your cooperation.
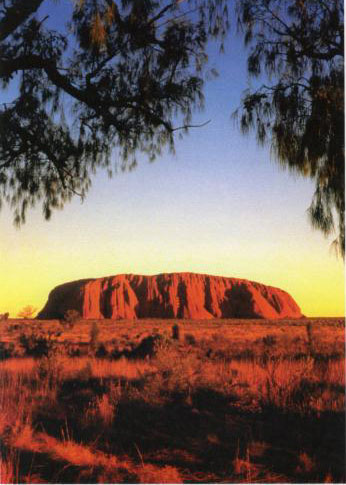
[0,342,14,360]
[234,356,345,414]
[172,324,180,340]
[143,340,241,405]
[0,449,21,484]
[61,309,80,329]
[34,355,66,389]
[90,321,100,351]
[134,339,203,404]
[19,331,56,358]
[0,320,344,483]
[84,393,116,427]
[184,333,196,345]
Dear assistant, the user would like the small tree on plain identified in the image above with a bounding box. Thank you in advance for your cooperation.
[17,305,37,319]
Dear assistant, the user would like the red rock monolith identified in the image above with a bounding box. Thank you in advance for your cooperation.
[37,272,302,320]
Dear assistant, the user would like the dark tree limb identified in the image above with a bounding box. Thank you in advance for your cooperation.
[0,0,44,41]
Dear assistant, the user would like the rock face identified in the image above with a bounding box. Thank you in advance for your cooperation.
[38,272,302,320]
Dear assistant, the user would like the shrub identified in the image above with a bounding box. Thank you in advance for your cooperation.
[85,394,115,427]
[0,342,14,360]
[127,334,163,359]
[90,322,100,349]
[0,312,9,321]
[172,324,180,340]
[62,309,80,327]
[0,455,18,484]
[95,344,108,358]
[149,340,203,402]
[19,332,55,358]
[75,361,93,381]
[35,356,64,385]
[185,333,196,345]
[306,322,316,356]
[262,335,276,347]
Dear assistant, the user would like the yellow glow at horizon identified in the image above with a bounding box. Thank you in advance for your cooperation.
[1,224,344,318]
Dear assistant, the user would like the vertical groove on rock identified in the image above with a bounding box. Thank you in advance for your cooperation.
[37,273,303,320]
[99,277,114,318]
[177,279,188,319]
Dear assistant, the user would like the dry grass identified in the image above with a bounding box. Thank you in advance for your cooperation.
[1,317,344,357]
[7,424,182,483]
[0,453,19,484]
[0,318,344,483]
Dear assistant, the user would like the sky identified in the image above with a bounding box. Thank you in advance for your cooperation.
[0,1,344,317]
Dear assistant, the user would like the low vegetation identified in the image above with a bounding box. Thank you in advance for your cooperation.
[0,318,344,483]
[62,309,81,327]
[16,305,37,319]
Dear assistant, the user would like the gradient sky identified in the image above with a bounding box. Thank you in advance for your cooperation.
[0,1,344,317]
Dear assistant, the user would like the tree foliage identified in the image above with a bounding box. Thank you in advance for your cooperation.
[1,0,343,258]
[0,0,228,224]
[17,305,37,319]
[235,0,344,256]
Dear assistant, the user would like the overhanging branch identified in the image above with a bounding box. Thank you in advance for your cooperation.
[0,0,44,41]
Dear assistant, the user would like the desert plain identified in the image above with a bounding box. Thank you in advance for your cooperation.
[0,316,344,483]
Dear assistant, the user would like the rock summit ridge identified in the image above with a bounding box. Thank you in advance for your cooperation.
[38,272,302,320]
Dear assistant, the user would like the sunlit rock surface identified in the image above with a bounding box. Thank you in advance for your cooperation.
[38,272,302,320]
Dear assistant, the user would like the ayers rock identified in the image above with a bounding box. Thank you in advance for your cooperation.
[37,272,302,320]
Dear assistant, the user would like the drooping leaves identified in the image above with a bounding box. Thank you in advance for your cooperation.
[235,0,344,256]
[0,0,228,223]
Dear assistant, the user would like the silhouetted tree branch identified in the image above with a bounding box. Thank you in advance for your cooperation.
[0,0,44,41]
[234,0,344,257]
[0,0,228,224]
